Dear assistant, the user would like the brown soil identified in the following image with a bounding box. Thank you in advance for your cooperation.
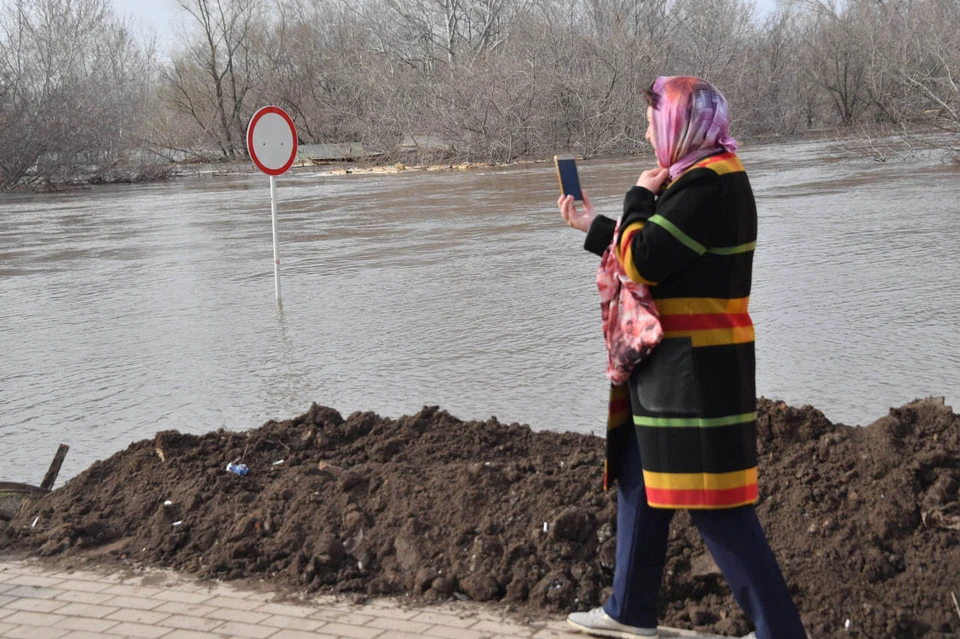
[2,398,959,638]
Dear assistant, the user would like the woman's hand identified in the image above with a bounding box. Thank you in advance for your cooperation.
[558,191,596,233]
[637,167,669,194]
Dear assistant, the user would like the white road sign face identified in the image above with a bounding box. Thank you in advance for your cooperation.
[246,107,298,176]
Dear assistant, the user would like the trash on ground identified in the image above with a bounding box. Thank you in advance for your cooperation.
[225,462,249,476]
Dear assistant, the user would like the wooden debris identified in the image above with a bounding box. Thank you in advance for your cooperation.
[40,444,69,491]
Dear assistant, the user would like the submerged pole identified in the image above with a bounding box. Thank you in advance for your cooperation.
[270,174,282,305]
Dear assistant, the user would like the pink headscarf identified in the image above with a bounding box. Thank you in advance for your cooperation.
[647,76,738,181]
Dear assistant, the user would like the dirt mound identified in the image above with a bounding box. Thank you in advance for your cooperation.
[2,398,959,638]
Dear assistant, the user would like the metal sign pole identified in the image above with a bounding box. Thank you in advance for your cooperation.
[247,106,297,306]
[270,174,282,305]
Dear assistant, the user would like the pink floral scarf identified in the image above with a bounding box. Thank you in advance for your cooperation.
[647,76,738,181]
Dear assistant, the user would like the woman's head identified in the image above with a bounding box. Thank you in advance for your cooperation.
[643,76,738,179]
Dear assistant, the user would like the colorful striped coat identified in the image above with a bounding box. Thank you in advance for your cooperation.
[583,152,758,510]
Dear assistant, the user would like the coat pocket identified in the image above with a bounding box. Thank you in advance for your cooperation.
[631,337,699,415]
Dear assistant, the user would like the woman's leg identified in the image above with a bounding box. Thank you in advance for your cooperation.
[603,425,675,628]
[689,506,806,639]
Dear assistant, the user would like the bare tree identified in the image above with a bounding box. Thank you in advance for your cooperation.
[897,0,960,133]
[801,0,871,127]
[0,0,153,189]
[357,0,527,65]
[162,0,264,159]
[11,0,957,187]
[669,0,754,80]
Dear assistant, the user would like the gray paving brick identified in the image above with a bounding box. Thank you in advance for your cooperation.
[315,621,383,638]
[366,616,434,634]
[3,575,65,589]
[2,586,63,599]
[61,632,113,639]
[193,583,256,600]
[162,630,230,639]
[22,568,71,580]
[156,613,224,633]
[308,609,375,625]
[260,614,325,632]
[469,619,535,636]
[53,590,117,605]
[54,571,104,582]
[1,610,69,627]
[103,584,166,598]
[3,625,71,639]
[356,604,419,620]
[203,595,256,611]
[103,621,172,638]
[102,595,164,610]
[154,589,215,605]
[52,615,121,633]
[3,597,70,613]
[411,610,481,628]
[105,608,173,625]
[164,582,215,594]
[54,602,120,618]
[254,603,318,618]
[424,624,492,639]
[212,620,279,638]
[270,631,339,639]
[533,621,609,639]
[0,558,728,639]
[206,607,271,624]
[155,601,217,617]
[54,579,114,594]
[532,630,587,639]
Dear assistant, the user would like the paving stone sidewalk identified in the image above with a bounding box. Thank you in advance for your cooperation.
[0,556,728,639]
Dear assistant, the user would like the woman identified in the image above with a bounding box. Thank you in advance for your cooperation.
[558,76,806,639]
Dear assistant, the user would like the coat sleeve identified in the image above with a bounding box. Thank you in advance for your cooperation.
[616,170,720,285]
[583,214,616,257]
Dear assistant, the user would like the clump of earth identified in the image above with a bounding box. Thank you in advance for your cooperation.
[2,397,959,638]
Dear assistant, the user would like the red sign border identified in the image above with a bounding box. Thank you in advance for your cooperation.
[247,106,298,176]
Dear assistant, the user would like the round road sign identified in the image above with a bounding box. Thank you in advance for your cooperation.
[246,106,298,176]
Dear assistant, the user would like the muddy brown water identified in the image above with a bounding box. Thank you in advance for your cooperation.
[1,139,959,484]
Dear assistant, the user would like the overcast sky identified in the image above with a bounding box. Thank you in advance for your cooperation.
[113,0,180,52]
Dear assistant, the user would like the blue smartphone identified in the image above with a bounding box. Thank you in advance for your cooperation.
[554,154,583,202]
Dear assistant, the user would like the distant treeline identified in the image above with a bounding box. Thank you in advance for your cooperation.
[1,0,959,189]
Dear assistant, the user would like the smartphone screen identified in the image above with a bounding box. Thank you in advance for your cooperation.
[554,155,583,202]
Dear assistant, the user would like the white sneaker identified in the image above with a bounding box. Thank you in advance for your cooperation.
[567,607,659,638]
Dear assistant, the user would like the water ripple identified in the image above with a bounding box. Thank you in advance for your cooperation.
[2,150,959,482]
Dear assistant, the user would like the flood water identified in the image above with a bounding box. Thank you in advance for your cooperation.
[2,139,959,485]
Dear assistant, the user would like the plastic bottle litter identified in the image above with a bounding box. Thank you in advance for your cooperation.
[226,462,249,476]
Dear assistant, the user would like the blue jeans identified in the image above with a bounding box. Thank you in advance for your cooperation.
[603,425,806,639]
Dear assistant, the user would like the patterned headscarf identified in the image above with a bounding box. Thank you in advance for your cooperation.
[646,76,738,181]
